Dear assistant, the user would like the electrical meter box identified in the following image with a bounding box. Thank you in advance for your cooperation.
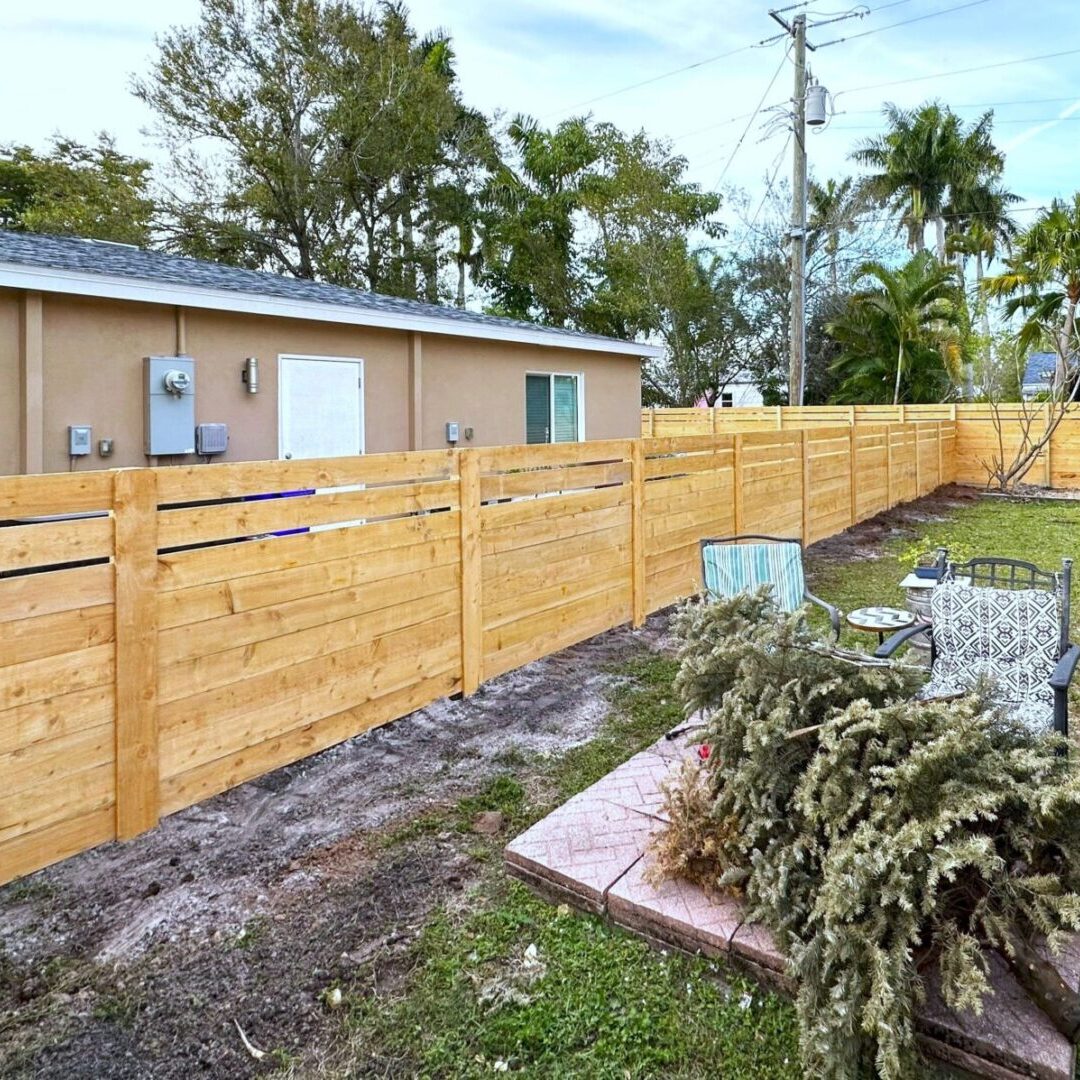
[145,356,196,455]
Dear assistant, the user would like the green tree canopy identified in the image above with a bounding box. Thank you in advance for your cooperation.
[828,251,966,404]
[851,102,1008,259]
[983,194,1080,389]
[135,0,497,300]
[0,135,154,245]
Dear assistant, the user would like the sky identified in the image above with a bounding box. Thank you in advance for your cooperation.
[2,0,1078,237]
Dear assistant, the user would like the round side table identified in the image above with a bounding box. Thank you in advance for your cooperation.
[846,606,916,646]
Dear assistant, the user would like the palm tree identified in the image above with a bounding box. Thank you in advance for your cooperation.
[983,194,1080,389]
[808,176,863,291]
[852,103,1005,260]
[827,252,965,404]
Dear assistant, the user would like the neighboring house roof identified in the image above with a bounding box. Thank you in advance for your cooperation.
[0,231,662,358]
[1023,352,1057,388]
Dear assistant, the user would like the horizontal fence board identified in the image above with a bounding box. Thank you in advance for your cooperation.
[3,722,115,799]
[159,563,460,665]
[0,760,114,846]
[158,510,459,592]
[0,516,113,572]
[159,613,461,774]
[158,479,459,548]
[0,563,114,624]
[154,450,458,503]
[480,460,630,501]
[0,642,115,713]
[160,640,460,788]
[160,670,459,817]
[0,604,115,668]
[0,684,115,758]
[159,531,460,630]
[0,472,114,519]
[159,587,460,704]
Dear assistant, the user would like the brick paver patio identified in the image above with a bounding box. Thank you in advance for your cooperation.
[505,734,1078,1080]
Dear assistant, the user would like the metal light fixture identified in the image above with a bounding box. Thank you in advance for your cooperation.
[242,356,260,394]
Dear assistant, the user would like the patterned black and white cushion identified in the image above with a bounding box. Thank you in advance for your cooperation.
[919,581,1059,731]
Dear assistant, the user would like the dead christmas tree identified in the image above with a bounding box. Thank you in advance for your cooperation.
[653,590,1080,1078]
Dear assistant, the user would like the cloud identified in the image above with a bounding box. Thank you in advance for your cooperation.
[1003,99,1080,153]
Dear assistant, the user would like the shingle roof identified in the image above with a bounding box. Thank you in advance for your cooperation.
[0,230,659,356]
[1024,352,1059,387]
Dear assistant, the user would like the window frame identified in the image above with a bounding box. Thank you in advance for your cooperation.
[524,370,585,443]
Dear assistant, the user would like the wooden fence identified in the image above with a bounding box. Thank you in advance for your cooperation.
[643,404,1080,488]
[0,423,955,884]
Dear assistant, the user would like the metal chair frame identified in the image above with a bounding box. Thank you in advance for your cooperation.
[699,534,842,639]
[876,555,1078,737]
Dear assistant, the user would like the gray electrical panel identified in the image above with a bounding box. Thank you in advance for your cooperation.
[145,356,196,455]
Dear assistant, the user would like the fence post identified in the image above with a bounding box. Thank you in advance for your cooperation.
[898,403,906,424]
[886,424,894,508]
[936,423,943,488]
[459,450,482,696]
[733,433,744,534]
[648,408,656,437]
[1046,402,1054,488]
[914,422,922,495]
[630,439,646,627]
[801,429,811,546]
[113,467,160,840]
[849,424,858,526]
[711,406,719,434]
[776,405,783,430]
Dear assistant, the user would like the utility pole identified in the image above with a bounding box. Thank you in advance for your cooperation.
[789,14,808,407]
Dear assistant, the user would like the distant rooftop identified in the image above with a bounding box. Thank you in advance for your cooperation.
[0,231,661,358]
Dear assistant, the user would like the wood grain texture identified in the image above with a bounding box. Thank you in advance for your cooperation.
[112,469,159,840]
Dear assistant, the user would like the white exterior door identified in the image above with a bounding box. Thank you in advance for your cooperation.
[279,356,364,460]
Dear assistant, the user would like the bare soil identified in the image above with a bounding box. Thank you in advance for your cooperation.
[0,616,671,1079]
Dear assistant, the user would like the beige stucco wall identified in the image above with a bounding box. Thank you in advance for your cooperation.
[183,308,411,461]
[419,335,642,448]
[0,292,20,476]
[0,287,644,475]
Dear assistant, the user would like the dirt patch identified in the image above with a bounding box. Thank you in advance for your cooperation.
[0,615,671,1080]
[806,485,981,565]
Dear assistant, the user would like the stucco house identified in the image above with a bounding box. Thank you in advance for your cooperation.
[0,232,659,475]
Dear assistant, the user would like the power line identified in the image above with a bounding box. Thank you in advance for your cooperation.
[834,46,1080,99]
[748,132,794,229]
[815,0,994,48]
[840,96,1080,115]
[541,33,786,118]
[714,47,792,189]
[831,116,1080,130]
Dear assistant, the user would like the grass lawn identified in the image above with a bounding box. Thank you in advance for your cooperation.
[309,494,1080,1079]
[805,495,1080,652]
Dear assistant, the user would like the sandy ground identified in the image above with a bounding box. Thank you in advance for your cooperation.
[0,615,672,1079]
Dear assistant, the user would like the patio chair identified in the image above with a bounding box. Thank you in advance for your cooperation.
[699,534,841,639]
[875,556,1079,736]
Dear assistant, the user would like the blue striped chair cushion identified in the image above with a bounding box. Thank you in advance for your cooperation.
[702,541,805,613]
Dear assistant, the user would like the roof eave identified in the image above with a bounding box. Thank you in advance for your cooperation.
[0,262,664,359]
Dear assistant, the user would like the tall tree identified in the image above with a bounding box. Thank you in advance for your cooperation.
[828,252,965,404]
[983,194,1080,390]
[807,176,863,291]
[642,252,752,407]
[0,135,154,245]
[852,103,1005,259]
[135,0,492,298]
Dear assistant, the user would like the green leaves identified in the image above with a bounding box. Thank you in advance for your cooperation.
[827,251,966,404]
[659,596,1080,1078]
[0,136,154,245]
